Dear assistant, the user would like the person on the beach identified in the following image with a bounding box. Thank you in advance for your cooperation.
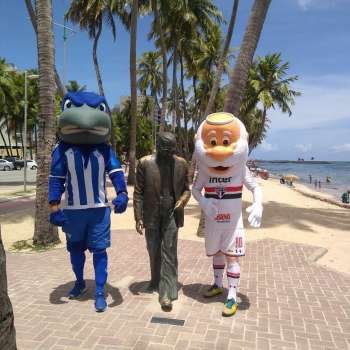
[309,174,312,184]
[192,112,263,317]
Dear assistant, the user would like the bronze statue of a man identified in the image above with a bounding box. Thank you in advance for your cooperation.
[133,132,191,311]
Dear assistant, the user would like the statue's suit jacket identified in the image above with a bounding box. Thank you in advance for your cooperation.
[133,154,191,228]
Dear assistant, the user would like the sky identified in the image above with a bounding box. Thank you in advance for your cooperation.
[0,0,350,161]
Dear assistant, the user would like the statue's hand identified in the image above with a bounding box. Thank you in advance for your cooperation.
[136,219,144,235]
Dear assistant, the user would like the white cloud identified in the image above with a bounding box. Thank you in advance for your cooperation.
[258,141,278,152]
[296,0,346,10]
[269,74,350,131]
[295,143,312,152]
[332,144,350,152]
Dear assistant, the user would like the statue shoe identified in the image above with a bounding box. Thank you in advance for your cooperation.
[68,281,87,299]
[145,282,158,293]
[95,292,107,313]
[222,298,238,317]
[160,298,172,312]
[203,284,224,298]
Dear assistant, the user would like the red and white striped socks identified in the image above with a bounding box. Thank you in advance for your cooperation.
[226,261,240,301]
[212,254,225,287]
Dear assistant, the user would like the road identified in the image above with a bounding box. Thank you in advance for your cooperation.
[0,168,36,185]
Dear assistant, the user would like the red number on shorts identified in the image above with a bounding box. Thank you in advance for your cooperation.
[236,237,243,248]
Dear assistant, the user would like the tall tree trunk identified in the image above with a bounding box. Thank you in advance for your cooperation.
[224,0,271,117]
[24,0,65,98]
[180,55,189,159]
[0,128,11,157]
[204,0,239,118]
[33,0,60,246]
[29,130,33,159]
[152,0,167,133]
[171,48,177,133]
[19,122,24,159]
[34,123,38,158]
[127,0,138,185]
[0,227,17,350]
[249,107,267,153]
[14,120,20,158]
[4,115,13,157]
[93,19,105,96]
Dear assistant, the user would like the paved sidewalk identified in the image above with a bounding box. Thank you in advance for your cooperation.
[7,231,350,350]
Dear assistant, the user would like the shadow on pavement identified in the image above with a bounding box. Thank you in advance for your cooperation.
[129,280,183,296]
[182,283,250,310]
[49,279,123,308]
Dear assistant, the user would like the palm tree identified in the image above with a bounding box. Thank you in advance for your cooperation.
[65,80,87,92]
[204,0,239,117]
[66,0,120,96]
[137,51,162,105]
[0,59,17,157]
[127,0,138,185]
[224,0,272,116]
[151,0,168,132]
[24,0,66,97]
[240,53,300,151]
[33,0,60,245]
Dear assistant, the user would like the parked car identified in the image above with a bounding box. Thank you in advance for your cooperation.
[0,159,15,171]
[4,156,25,170]
[26,160,37,170]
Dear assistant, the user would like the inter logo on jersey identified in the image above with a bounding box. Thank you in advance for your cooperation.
[209,176,232,183]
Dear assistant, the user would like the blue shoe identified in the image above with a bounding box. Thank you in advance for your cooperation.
[95,292,107,312]
[68,281,87,299]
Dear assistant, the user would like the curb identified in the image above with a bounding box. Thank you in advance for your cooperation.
[307,247,328,263]
[0,193,35,204]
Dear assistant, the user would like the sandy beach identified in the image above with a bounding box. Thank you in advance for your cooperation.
[1,177,349,275]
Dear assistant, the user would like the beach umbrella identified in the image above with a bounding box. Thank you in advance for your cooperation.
[284,174,299,181]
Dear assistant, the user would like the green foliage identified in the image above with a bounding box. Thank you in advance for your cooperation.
[112,99,154,159]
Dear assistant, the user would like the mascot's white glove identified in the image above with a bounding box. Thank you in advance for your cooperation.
[246,202,263,228]
[199,197,219,219]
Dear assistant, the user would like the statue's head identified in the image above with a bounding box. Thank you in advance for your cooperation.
[58,91,111,144]
[195,112,249,175]
[156,132,176,160]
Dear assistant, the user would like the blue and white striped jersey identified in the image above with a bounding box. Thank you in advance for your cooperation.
[49,143,125,209]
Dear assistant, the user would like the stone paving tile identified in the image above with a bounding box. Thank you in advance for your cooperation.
[6,230,350,350]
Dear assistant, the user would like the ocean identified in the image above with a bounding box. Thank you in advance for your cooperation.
[256,160,350,200]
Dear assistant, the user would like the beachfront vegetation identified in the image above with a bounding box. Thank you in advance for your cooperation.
[0,0,301,245]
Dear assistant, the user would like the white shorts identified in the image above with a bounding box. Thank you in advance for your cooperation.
[204,218,246,257]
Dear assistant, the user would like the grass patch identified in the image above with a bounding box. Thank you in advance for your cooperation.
[10,239,61,252]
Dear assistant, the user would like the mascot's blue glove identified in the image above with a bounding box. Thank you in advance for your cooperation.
[49,209,68,227]
[112,192,129,214]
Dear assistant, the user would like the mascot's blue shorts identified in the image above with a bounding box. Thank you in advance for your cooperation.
[62,207,111,252]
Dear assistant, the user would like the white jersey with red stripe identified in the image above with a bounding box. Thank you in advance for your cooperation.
[192,166,259,256]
